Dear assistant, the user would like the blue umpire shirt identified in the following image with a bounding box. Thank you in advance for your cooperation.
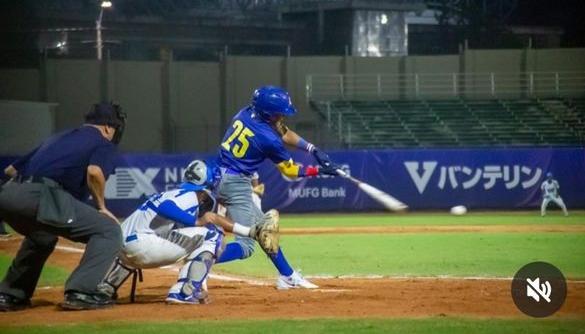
[11,125,119,201]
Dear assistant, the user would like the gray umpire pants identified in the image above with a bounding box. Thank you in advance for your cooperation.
[0,180,122,300]
[218,173,264,258]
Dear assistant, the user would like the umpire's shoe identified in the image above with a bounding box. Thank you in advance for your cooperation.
[0,293,31,312]
[60,291,115,311]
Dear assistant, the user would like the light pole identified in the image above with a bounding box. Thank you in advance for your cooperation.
[96,1,112,60]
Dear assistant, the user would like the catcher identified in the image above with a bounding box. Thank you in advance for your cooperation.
[98,159,279,304]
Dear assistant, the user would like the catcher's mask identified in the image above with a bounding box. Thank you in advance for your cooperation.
[85,102,127,145]
[183,159,221,190]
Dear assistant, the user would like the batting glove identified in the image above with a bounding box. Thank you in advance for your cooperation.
[319,164,340,176]
[313,148,332,168]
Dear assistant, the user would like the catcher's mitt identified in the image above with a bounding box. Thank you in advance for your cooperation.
[251,209,280,254]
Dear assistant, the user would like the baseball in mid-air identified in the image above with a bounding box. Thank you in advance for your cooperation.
[450,205,468,216]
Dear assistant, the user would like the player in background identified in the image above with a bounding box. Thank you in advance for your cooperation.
[251,172,264,210]
[216,86,339,289]
[540,172,569,217]
[99,160,279,304]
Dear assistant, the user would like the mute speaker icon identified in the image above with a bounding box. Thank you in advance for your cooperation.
[526,277,552,303]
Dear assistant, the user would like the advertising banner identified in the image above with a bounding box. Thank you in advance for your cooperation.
[2,148,583,215]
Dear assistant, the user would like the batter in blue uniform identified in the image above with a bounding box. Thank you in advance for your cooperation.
[217,86,339,289]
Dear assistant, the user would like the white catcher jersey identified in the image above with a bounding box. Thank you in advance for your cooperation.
[121,184,215,239]
[541,180,560,198]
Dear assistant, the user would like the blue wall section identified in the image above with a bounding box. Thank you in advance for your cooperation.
[258,147,585,212]
[2,147,584,215]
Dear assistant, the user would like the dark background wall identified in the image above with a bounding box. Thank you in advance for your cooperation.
[1,48,584,154]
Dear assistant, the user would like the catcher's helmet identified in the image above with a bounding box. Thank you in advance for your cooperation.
[251,86,297,121]
[183,159,221,190]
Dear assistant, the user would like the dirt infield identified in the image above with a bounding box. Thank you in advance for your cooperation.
[1,234,584,325]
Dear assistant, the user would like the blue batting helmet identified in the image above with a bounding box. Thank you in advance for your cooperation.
[251,86,297,121]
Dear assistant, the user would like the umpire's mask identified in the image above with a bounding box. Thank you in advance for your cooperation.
[85,102,127,145]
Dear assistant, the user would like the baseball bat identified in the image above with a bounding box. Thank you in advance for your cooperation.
[336,169,408,212]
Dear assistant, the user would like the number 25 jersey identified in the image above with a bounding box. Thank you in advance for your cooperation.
[219,107,291,175]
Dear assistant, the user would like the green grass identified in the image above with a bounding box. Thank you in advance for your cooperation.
[218,233,585,278]
[279,211,585,228]
[2,319,584,334]
[0,253,70,286]
[1,214,583,281]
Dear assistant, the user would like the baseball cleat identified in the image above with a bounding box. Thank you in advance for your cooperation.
[276,270,318,290]
[60,291,114,311]
[166,290,209,305]
[0,293,31,312]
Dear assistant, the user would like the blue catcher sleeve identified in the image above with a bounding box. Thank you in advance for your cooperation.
[157,199,197,227]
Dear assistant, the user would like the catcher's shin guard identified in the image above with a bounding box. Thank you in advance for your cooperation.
[98,258,135,298]
[168,251,214,304]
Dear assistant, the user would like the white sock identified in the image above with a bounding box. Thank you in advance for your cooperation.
[233,223,251,237]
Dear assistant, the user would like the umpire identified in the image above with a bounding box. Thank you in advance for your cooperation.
[0,102,126,311]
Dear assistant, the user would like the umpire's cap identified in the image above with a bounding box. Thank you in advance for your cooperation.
[85,102,124,127]
[85,102,127,144]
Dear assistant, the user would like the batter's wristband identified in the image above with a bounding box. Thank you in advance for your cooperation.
[301,165,319,177]
[297,138,315,152]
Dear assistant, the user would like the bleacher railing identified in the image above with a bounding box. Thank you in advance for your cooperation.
[307,72,585,101]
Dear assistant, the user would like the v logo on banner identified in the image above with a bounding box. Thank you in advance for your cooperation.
[404,161,438,194]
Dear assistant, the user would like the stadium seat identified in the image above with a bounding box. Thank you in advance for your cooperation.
[310,98,585,148]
